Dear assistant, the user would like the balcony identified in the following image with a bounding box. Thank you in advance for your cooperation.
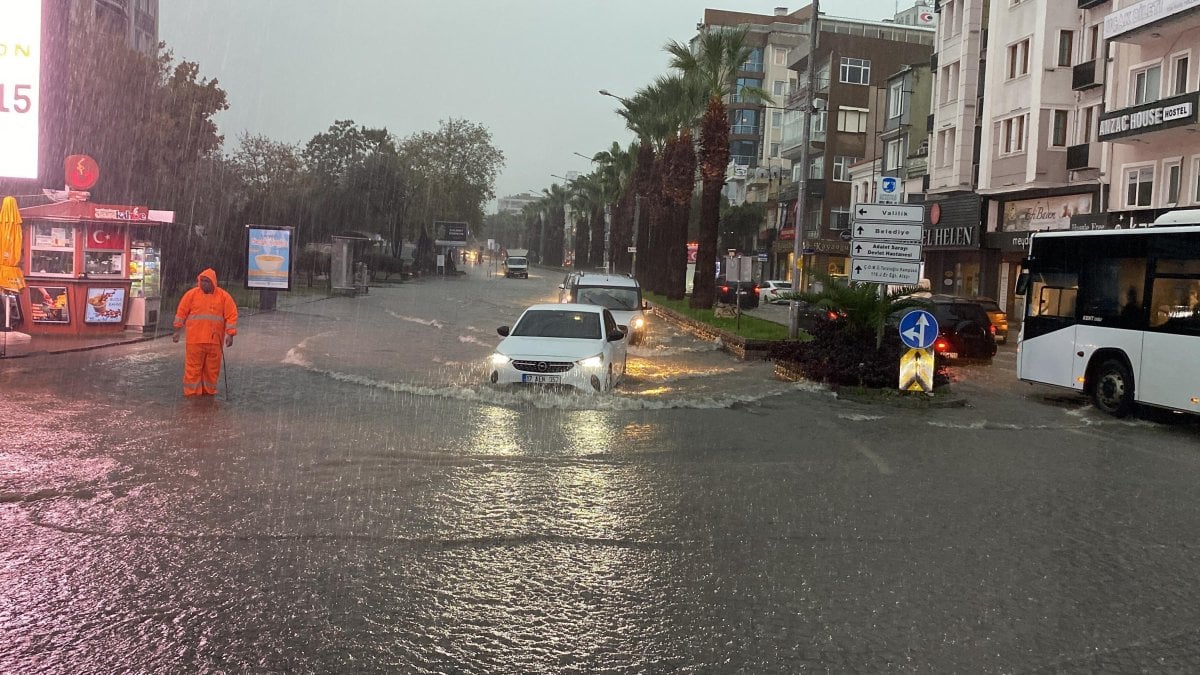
[1072,59,1103,90]
[1067,143,1097,171]
[730,124,762,136]
[807,180,826,199]
[1078,0,1108,7]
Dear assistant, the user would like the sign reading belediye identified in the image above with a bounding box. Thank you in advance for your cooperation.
[0,0,42,179]
[245,225,293,291]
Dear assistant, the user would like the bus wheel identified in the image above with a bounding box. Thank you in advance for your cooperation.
[1092,359,1135,417]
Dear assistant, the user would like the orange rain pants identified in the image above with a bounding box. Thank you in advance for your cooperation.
[183,343,223,396]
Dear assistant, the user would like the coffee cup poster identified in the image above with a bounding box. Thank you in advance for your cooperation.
[246,225,293,290]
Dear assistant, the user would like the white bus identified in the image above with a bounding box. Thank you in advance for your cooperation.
[1016,210,1200,417]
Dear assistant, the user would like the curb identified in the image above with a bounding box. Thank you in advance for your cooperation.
[833,388,968,409]
[651,305,779,361]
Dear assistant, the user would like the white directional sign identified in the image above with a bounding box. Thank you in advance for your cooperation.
[850,258,922,284]
[851,240,922,262]
[852,221,923,243]
[853,203,924,223]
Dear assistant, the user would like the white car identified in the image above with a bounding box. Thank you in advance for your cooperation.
[489,304,628,392]
[759,280,793,305]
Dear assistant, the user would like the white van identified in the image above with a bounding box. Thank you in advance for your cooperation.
[561,273,650,344]
[503,248,529,278]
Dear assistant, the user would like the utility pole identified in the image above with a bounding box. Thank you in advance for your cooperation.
[789,0,819,339]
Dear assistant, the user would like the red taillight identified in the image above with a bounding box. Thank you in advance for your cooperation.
[826,311,838,320]
[935,340,949,352]
[721,285,729,293]
[989,325,996,335]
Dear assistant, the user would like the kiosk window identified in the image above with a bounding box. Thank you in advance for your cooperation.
[30,224,75,277]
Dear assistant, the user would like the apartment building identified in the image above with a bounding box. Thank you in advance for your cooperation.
[73,0,159,54]
[697,6,811,269]
[1098,0,1200,224]
[776,13,934,286]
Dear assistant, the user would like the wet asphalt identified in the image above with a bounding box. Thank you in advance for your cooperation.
[2,265,1200,673]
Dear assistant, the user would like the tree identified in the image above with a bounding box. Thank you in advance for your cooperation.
[540,184,570,267]
[720,201,764,253]
[666,27,771,309]
[402,119,505,234]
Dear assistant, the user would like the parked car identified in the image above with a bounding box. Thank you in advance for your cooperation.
[891,295,998,361]
[716,279,760,309]
[973,297,1009,344]
[490,304,628,392]
[758,280,793,304]
[559,273,650,345]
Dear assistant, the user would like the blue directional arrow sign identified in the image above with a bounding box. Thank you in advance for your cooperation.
[898,309,939,350]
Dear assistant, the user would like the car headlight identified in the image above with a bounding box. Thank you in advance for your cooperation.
[578,355,604,368]
[491,353,511,365]
[630,317,645,329]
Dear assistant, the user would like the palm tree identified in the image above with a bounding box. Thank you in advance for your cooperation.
[591,142,635,272]
[540,183,570,267]
[794,275,924,349]
[666,27,771,308]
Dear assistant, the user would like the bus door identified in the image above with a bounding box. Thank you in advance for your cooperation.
[1019,274,1080,390]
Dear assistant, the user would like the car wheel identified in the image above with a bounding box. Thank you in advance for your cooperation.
[1091,359,1135,417]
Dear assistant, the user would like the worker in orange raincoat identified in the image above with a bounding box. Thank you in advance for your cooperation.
[172,268,238,396]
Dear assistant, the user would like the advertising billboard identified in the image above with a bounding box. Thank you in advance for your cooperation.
[84,287,126,323]
[433,221,469,247]
[246,225,293,290]
[1,0,41,179]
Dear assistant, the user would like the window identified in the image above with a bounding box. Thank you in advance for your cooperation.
[770,142,781,158]
[1088,25,1101,61]
[1051,110,1069,148]
[733,77,762,103]
[830,209,851,230]
[730,109,759,135]
[837,107,868,133]
[940,62,959,104]
[771,111,782,128]
[938,128,957,168]
[888,81,904,118]
[1007,39,1030,79]
[30,224,76,277]
[1172,54,1190,96]
[773,80,787,96]
[885,139,905,170]
[810,155,824,180]
[1194,157,1200,203]
[1058,31,1074,68]
[839,57,870,85]
[1132,64,1162,105]
[811,108,827,140]
[730,140,757,165]
[773,47,789,66]
[1001,115,1026,154]
[833,156,859,182]
[1164,160,1182,206]
[1126,166,1154,207]
[1081,105,1097,144]
[742,47,764,72]
[943,0,958,37]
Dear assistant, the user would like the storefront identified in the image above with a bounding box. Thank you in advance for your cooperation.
[921,193,985,298]
[986,190,1097,320]
[17,200,171,337]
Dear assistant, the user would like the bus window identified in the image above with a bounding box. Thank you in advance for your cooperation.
[1150,278,1200,332]
[1027,271,1078,318]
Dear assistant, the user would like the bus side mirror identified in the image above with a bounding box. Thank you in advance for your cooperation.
[1014,270,1030,297]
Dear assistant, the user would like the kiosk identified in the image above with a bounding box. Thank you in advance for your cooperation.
[17,200,172,337]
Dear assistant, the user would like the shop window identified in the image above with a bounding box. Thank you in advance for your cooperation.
[30,224,75,276]
[84,251,125,277]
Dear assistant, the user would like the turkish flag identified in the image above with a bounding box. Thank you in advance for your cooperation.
[86,225,126,251]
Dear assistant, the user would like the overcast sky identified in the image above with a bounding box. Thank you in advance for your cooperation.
[161,1,909,210]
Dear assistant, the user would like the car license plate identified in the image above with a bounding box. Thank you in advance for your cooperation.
[522,374,561,384]
[945,352,958,359]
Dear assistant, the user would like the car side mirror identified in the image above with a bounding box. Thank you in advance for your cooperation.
[497,326,510,337]
[642,300,652,310]
[608,328,626,341]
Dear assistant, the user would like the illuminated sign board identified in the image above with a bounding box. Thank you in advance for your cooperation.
[1105,0,1200,40]
[0,0,41,179]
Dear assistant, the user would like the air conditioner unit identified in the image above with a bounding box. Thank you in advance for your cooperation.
[813,98,827,110]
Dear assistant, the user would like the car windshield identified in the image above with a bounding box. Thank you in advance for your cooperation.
[511,310,601,339]
[930,302,988,323]
[574,286,640,310]
[507,257,526,265]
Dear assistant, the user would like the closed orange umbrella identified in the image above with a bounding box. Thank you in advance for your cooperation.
[0,196,25,293]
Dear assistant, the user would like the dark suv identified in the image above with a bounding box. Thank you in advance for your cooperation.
[716,279,760,308]
[892,295,997,361]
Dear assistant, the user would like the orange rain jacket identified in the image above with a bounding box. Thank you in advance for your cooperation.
[173,268,238,344]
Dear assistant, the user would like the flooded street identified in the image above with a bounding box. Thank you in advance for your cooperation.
[4,267,1200,673]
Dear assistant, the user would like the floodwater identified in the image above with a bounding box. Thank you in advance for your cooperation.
[4,267,1200,673]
